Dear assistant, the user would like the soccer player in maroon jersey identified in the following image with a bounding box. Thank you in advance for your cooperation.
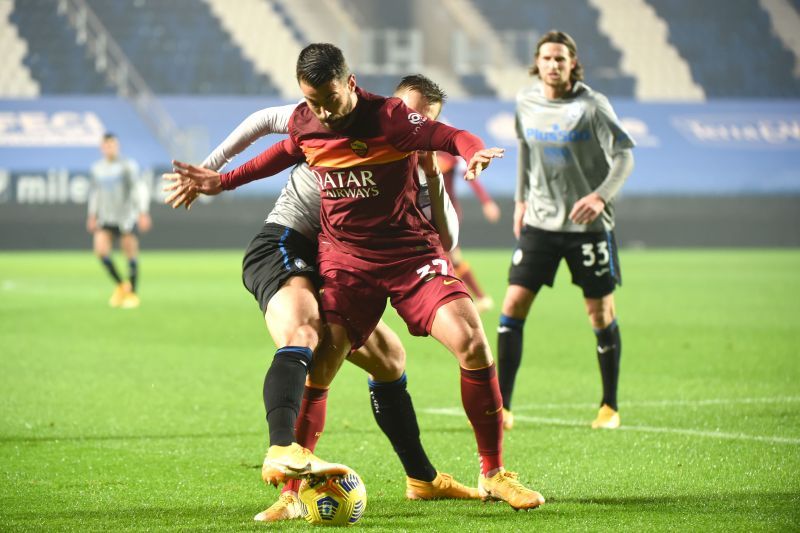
[172,43,544,510]
[435,151,501,313]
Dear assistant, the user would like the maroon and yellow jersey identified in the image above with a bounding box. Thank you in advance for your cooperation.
[288,88,482,259]
[220,87,484,261]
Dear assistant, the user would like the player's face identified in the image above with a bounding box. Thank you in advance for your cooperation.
[399,89,442,121]
[536,42,575,89]
[100,138,119,160]
[300,73,358,131]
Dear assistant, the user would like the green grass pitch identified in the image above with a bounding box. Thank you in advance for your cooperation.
[1,249,799,531]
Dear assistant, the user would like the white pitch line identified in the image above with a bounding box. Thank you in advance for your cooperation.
[508,396,800,411]
[421,408,800,445]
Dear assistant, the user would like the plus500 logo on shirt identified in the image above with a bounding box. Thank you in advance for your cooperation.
[525,124,592,143]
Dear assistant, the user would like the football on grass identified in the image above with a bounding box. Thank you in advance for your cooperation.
[299,470,367,526]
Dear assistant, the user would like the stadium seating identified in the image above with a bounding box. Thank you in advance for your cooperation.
[10,0,113,94]
[647,0,800,98]
[82,0,279,95]
[469,0,637,97]
[6,0,799,99]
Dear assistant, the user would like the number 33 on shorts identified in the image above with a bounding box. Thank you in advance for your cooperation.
[581,241,610,267]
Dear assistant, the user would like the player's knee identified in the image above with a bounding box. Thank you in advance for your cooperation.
[456,330,492,368]
[371,355,405,382]
[587,308,614,329]
[501,291,532,318]
[287,323,321,350]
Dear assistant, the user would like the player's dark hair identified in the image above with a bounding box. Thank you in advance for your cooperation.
[529,30,584,83]
[394,74,447,105]
[102,132,117,141]
[296,43,350,86]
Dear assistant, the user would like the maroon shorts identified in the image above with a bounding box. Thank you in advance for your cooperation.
[317,246,471,350]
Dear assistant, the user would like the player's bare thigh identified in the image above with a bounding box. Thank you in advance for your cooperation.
[584,293,616,329]
[264,275,323,350]
[430,296,493,370]
[120,233,139,259]
[347,320,406,382]
[501,284,537,319]
[93,230,113,257]
[308,322,351,387]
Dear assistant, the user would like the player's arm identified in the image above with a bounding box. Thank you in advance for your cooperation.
[86,168,98,233]
[570,95,636,225]
[382,100,504,181]
[419,151,459,251]
[166,103,298,209]
[201,103,297,172]
[569,150,634,225]
[164,139,303,208]
[513,139,530,239]
[128,160,152,232]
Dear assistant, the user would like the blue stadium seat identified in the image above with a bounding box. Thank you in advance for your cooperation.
[81,0,279,95]
[648,0,800,98]
[470,0,636,97]
[11,0,114,94]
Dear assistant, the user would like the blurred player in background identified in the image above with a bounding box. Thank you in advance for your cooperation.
[86,133,151,308]
[166,76,479,522]
[170,43,544,511]
[435,151,501,312]
[497,31,635,430]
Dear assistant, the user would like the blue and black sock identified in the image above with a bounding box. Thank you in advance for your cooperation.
[264,346,312,446]
[595,320,621,411]
[368,373,436,482]
[497,314,525,410]
[128,258,138,293]
[100,256,123,284]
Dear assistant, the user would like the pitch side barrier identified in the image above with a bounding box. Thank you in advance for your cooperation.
[0,97,798,196]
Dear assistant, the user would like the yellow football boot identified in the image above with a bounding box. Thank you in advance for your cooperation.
[591,404,620,429]
[121,291,140,309]
[406,472,480,500]
[502,408,514,430]
[108,281,131,307]
[253,492,304,522]
[261,443,350,486]
[478,469,545,510]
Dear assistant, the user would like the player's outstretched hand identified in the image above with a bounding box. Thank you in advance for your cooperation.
[465,147,504,181]
[162,172,200,209]
[569,192,605,225]
[163,160,223,209]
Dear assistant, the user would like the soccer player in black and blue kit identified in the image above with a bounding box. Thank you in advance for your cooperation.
[497,31,635,430]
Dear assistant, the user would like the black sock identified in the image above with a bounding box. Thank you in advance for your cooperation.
[595,320,622,411]
[369,373,436,482]
[264,346,312,446]
[100,256,122,284]
[128,258,138,293]
[497,314,525,410]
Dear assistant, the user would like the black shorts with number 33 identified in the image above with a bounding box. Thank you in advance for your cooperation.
[508,225,622,299]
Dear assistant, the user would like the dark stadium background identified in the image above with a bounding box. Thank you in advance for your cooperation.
[0,0,798,249]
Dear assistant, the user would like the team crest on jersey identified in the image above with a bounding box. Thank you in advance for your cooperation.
[408,112,425,125]
[294,258,307,269]
[350,140,369,157]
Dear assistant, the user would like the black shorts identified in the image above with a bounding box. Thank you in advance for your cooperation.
[241,223,319,314]
[100,224,137,237]
[508,225,622,299]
